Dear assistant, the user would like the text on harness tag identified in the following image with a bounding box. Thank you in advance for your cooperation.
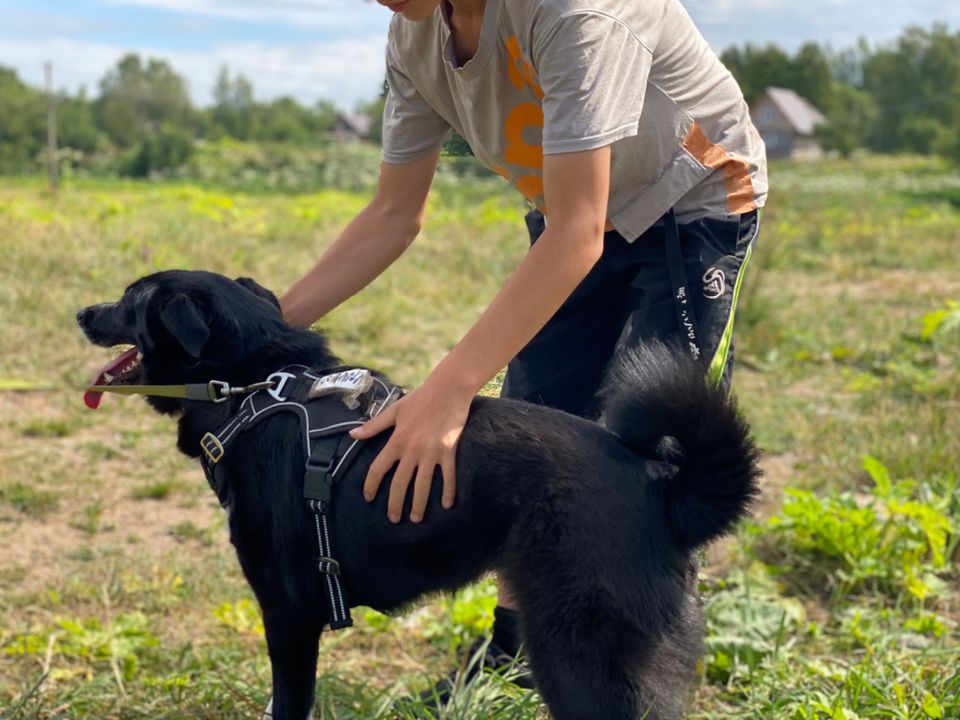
[309,369,374,409]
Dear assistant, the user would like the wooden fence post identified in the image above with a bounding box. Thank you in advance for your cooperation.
[45,62,59,193]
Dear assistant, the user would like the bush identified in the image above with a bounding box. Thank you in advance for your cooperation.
[899,118,951,156]
[124,125,194,178]
[755,456,957,602]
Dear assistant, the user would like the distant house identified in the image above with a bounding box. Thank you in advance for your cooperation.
[750,87,827,161]
[330,113,372,142]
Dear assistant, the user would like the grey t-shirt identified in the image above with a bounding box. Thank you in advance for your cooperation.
[382,0,767,240]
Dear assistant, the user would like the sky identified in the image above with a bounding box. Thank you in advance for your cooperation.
[0,0,957,111]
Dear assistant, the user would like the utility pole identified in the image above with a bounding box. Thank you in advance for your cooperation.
[45,62,59,193]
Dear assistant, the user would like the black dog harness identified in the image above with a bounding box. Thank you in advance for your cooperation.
[199,366,402,630]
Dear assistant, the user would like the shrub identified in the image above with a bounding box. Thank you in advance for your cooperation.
[755,456,956,602]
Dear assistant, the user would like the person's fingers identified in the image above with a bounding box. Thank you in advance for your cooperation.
[363,441,399,502]
[440,452,457,510]
[350,401,399,439]
[409,461,437,523]
[386,454,417,523]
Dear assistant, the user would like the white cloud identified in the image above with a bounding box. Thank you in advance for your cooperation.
[684,0,959,52]
[102,0,388,32]
[0,35,389,110]
[4,1,956,109]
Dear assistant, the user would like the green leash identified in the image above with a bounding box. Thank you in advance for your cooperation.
[85,380,276,403]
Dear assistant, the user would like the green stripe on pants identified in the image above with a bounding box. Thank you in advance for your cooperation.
[706,241,754,389]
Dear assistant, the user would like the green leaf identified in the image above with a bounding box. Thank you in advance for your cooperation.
[920,309,948,341]
[922,691,943,718]
[863,455,892,497]
[921,300,960,341]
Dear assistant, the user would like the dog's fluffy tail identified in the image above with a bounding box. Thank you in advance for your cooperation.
[599,340,761,551]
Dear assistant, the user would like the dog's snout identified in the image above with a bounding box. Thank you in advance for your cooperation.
[77,301,128,346]
[76,305,105,330]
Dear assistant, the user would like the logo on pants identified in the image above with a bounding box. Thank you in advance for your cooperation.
[703,267,725,300]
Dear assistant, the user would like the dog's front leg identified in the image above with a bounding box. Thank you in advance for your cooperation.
[261,606,322,720]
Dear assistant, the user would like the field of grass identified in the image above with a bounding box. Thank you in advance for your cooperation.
[0,154,958,719]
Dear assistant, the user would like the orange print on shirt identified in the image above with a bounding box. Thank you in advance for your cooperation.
[505,36,544,99]
[682,122,757,214]
[504,103,543,168]
[500,36,546,212]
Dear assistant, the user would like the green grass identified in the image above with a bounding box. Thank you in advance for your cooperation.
[0,154,958,718]
[131,480,180,501]
[0,482,59,518]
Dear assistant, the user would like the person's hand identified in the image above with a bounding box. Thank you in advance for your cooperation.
[350,369,472,523]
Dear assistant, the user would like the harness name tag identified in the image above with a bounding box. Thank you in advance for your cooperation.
[309,369,374,409]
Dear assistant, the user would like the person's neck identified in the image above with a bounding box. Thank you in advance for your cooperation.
[447,0,485,22]
[444,0,486,65]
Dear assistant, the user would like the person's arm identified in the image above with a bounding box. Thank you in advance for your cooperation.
[352,145,612,523]
[280,147,441,327]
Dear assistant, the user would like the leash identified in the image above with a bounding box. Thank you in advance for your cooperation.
[663,209,704,362]
[84,379,277,403]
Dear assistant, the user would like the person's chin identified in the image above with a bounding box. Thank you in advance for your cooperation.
[400,1,439,21]
[403,10,434,21]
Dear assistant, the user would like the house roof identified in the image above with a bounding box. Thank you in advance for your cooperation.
[762,86,827,136]
[334,112,372,137]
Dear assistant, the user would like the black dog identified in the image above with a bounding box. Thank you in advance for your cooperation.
[77,270,760,720]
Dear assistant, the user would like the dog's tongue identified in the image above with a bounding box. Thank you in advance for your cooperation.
[84,346,139,410]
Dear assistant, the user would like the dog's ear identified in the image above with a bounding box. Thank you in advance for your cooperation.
[160,294,210,358]
[235,277,281,311]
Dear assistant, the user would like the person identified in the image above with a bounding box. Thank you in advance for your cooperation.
[280,0,766,694]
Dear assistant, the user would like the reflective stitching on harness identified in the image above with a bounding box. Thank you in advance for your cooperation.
[247,402,311,455]
[308,421,363,437]
[218,398,255,446]
[332,438,361,477]
[216,408,249,446]
[321,513,346,621]
[313,501,338,617]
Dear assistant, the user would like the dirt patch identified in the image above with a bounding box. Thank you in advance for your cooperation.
[1,472,227,595]
[0,389,230,595]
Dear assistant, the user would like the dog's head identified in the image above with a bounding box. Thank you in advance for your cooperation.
[77,270,285,412]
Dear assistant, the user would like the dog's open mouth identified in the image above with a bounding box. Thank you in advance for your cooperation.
[84,345,142,410]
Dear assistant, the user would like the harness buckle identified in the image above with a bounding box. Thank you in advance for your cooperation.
[207,380,231,403]
[317,556,341,576]
[200,432,225,463]
[368,386,402,419]
[304,464,333,503]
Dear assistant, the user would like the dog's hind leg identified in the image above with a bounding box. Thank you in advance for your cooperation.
[261,605,322,720]
[520,610,651,720]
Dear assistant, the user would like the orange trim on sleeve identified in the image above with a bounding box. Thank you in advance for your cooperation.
[682,122,757,215]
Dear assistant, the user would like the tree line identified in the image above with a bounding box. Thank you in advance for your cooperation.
[0,55,382,176]
[0,22,958,177]
[722,24,960,160]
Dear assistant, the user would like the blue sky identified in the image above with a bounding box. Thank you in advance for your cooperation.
[1,0,956,110]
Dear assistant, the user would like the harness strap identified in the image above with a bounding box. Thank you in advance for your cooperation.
[198,366,401,632]
[664,209,703,362]
[304,433,354,629]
